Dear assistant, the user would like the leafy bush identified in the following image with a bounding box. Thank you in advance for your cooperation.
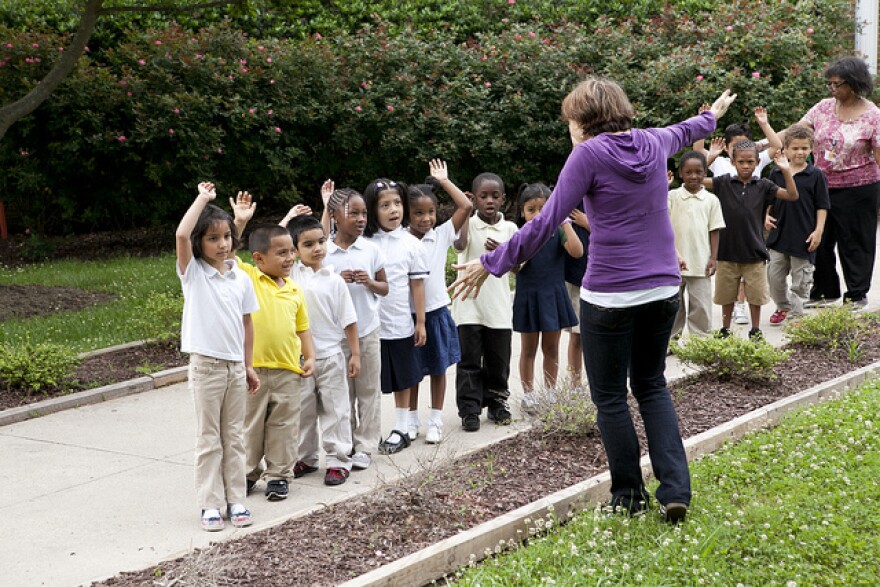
[784,305,863,349]
[0,0,856,234]
[0,338,80,393]
[674,334,791,381]
[130,291,183,342]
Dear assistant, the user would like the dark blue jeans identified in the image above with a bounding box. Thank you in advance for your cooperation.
[580,295,691,506]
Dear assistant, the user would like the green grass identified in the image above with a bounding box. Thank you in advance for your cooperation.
[455,379,880,586]
[0,255,181,353]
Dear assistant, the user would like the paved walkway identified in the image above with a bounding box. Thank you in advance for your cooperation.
[2,258,878,586]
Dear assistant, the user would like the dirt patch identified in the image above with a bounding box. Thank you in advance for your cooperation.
[0,284,118,321]
[0,341,187,411]
[96,328,880,587]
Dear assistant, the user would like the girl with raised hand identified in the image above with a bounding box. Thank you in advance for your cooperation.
[405,159,473,444]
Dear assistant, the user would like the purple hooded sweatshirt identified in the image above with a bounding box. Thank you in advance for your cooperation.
[482,111,716,293]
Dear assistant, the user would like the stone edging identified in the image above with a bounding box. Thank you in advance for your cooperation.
[0,366,187,427]
[339,361,880,587]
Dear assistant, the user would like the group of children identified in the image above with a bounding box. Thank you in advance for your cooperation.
[670,108,830,344]
[176,161,590,531]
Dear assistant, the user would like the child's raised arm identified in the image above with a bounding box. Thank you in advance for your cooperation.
[429,159,473,237]
[176,182,216,272]
[692,103,712,155]
[754,106,782,158]
[320,179,334,236]
[230,191,256,241]
[278,204,313,228]
[771,152,799,201]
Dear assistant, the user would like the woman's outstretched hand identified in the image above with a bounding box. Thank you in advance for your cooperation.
[710,89,737,120]
[448,259,490,301]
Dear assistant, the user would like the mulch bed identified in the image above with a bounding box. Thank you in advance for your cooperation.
[95,326,880,587]
[0,284,117,321]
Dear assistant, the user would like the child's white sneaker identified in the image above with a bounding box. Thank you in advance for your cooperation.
[228,504,252,528]
[521,393,540,416]
[425,422,442,444]
[733,302,749,325]
[407,413,421,441]
[351,451,371,470]
[200,508,224,532]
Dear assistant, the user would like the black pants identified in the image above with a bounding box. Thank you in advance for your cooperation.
[455,325,511,417]
[811,182,879,302]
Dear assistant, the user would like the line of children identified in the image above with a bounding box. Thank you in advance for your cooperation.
[512,183,582,415]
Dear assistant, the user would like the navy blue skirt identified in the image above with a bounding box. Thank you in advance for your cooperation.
[380,335,422,393]
[413,307,462,376]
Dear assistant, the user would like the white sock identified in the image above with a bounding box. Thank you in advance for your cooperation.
[394,408,409,434]
[408,409,421,427]
[429,408,443,426]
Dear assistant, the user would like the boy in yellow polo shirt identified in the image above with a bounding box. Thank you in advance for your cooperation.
[232,193,315,501]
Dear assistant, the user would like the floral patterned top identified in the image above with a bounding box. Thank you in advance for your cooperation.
[801,98,880,189]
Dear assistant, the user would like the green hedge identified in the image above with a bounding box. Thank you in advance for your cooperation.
[0,0,855,233]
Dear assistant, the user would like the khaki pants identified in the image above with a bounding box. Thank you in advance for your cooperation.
[767,249,814,314]
[672,276,713,337]
[298,352,353,470]
[244,367,302,483]
[343,329,381,455]
[190,354,247,510]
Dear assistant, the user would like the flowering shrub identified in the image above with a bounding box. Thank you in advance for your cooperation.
[0,0,856,233]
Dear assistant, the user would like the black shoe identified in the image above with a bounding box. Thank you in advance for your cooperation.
[748,327,763,340]
[660,502,688,524]
[717,327,731,339]
[293,460,319,478]
[378,430,411,455]
[461,414,481,432]
[487,405,512,425]
[604,495,648,517]
[246,478,256,495]
[265,479,289,501]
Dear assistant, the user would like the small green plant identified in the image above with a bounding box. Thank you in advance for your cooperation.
[136,362,167,375]
[527,378,597,437]
[130,292,183,342]
[784,305,862,349]
[19,231,55,262]
[846,339,863,364]
[674,334,790,381]
[0,338,80,393]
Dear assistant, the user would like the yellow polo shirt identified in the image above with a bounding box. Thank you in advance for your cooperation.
[237,259,310,373]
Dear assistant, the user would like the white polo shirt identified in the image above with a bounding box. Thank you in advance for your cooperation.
[368,226,429,340]
[178,257,259,361]
[290,262,358,359]
[417,221,458,313]
[327,237,385,337]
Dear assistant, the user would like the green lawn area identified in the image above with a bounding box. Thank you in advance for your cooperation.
[455,379,880,586]
[0,255,181,353]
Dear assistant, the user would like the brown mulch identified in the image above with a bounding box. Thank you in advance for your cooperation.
[0,284,118,321]
[93,327,880,587]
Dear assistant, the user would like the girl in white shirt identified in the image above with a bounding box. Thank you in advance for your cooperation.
[405,160,472,444]
[363,178,429,455]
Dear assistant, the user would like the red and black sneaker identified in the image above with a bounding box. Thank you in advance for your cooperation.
[293,460,318,478]
[324,467,350,486]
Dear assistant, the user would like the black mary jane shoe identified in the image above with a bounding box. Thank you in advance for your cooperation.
[378,429,411,455]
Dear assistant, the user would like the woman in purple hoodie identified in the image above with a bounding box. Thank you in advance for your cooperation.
[451,78,736,523]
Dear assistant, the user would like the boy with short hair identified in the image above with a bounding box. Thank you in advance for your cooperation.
[232,194,316,501]
[765,125,830,324]
[668,151,726,339]
[281,212,362,487]
[704,140,799,339]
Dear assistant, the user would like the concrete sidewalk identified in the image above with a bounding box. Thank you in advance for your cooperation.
[2,262,877,586]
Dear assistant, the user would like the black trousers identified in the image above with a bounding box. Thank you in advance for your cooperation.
[455,325,511,417]
[810,181,879,302]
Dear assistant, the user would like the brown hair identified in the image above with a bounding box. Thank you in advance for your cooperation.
[561,77,634,138]
[783,124,813,147]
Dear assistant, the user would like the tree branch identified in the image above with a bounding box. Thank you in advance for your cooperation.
[99,0,242,14]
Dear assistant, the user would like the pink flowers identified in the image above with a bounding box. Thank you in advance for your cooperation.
[355,106,362,112]
[725,25,733,32]
[387,105,394,112]
[119,80,128,87]
[217,148,223,155]
[239,59,247,65]
[31,43,39,48]
[269,79,275,85]
[195,53,203,59]
[168,128,175,135]
[266,57,272,63]
[806,28,814,35]
[315,33,323,40]
[173,108,180,115]
[117,135,127,142]
[154,40,163,46]
[508,0,515,4]
[752,71,761,78]
[5,43,13,49]
[248,108,255,115]
[361,81,368,88]
[485,81,492,87]
[138,59,146,65]
[481,55,488,61]
[515,34,522,41]
[257,46,265,51]
[696,75,704,81]
[267,109,273,115]
[274,127,282,133]
[528,32,537,38]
